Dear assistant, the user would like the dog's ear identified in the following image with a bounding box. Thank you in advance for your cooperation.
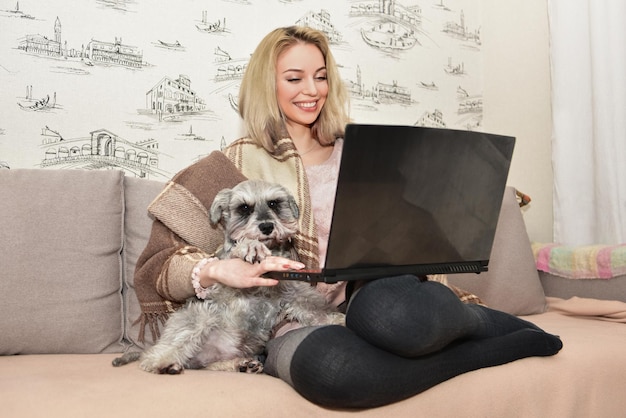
[209,188,232,226]
[287,194,299,220]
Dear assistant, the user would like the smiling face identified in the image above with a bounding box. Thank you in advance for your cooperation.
[275,42,328,135]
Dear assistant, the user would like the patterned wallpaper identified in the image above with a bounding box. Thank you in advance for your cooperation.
[0,0,483,179]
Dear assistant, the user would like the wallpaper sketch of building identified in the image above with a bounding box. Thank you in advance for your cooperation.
[17,17,66,58]
[17,15,145,68]
[39,127,167,179]
[296,9,342,43]
[443,9,480,45]
[416,109,446,128]
[0,0,484,177]
[146,74,206,117]
[85,37,144,68]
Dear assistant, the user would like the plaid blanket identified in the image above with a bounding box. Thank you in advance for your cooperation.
[532,242,626,279]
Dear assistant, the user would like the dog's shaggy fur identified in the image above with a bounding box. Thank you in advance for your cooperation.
[113,180,344,374]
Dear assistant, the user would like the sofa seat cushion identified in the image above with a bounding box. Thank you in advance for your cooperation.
[2,305,626,417]
[0,169,125,354]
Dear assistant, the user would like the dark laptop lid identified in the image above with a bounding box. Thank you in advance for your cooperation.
[322,123,515,279]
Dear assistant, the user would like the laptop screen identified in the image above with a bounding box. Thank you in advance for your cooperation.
[323,124,515,276]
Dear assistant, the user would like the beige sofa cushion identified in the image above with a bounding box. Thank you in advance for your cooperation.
[3,307,626,417]
[0,169,125,354]
[122,176,165,348]
[447,187,547,315]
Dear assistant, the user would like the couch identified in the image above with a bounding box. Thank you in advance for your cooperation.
[2,168,626,418]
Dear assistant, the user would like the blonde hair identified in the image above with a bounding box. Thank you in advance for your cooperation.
[238,26,350,152]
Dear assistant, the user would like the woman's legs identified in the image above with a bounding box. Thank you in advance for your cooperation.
[346,276,545,357]
[264,276,563,409]
[266,325,560,408]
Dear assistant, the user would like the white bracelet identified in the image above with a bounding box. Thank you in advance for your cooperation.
[191,257,219,299]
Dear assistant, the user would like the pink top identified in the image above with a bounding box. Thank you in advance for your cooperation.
[305,139,346,308]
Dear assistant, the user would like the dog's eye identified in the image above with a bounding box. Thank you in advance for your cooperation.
[268,200,279,211]
[237,204,253,216]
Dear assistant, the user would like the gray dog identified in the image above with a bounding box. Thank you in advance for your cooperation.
[113,179,344,374]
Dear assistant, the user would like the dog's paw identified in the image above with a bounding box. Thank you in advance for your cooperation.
[158,363,184,375]
[139,358,184,375]
[145,362,184,375]
[233,239,272,263]
[238,359,264,374]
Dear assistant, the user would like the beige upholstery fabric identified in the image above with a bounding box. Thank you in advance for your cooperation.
[0,169,125,354]
[2,305,626,417]
[448,187,547,315]
[540,272,626,303]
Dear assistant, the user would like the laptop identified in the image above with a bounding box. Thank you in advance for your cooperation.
[267,123,515,283]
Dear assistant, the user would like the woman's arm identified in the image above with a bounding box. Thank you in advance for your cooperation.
[134,218,206,303]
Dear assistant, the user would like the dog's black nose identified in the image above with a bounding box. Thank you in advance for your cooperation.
[259,222,274,235]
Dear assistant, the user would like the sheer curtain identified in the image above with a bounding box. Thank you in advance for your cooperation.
[548,0,626,245]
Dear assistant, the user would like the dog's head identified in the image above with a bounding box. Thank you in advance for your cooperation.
[209,180,299,249]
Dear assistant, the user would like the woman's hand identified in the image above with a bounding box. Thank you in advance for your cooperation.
[198,256,305,289]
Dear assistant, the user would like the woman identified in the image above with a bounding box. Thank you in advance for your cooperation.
[134,26,562,409]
